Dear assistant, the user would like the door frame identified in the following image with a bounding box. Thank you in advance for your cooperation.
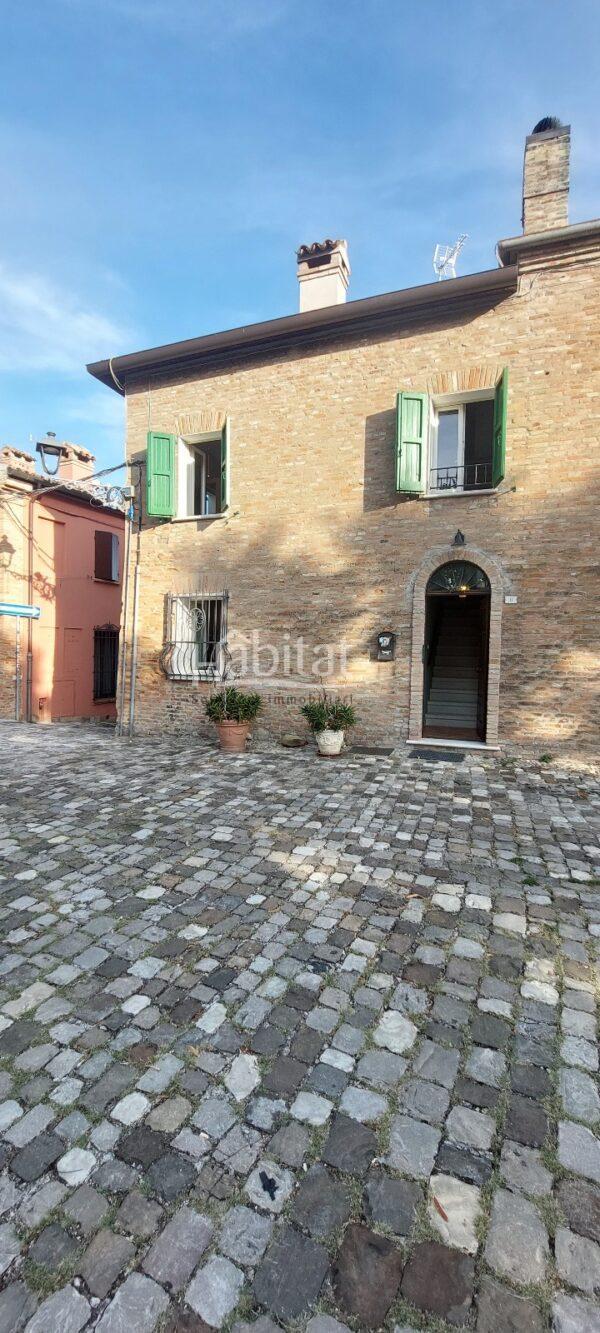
[408,547,505,745]
[422,589,490,741]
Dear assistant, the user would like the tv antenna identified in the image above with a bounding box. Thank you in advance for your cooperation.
[433,233,468,280]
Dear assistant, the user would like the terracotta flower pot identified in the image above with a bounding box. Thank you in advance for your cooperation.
[315,728,344,756]
[215,720,251,753]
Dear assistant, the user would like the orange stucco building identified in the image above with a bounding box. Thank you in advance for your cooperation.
[0,442,125,724]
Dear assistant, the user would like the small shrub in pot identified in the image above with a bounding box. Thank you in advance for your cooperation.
[301,694,357,756]
[205,687,262,753]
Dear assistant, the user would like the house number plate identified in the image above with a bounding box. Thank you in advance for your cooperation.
[504,596,518,604]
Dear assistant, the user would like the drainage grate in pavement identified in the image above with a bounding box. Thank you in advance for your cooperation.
[410,747,465,762]
[352,746,395,756]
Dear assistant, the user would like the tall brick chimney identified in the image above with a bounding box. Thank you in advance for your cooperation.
[296,239,350,312]
[522,118,570,233]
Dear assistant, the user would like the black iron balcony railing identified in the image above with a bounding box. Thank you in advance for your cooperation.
[429,462,493,492]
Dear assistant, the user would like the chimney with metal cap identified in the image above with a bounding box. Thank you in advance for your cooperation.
[296,239,350,312]
[522,117,570,233]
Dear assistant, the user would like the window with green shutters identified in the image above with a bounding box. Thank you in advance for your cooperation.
[492,369,508,487]
[146,432,175,517]
[396,373,508,496]
[146,420,231,519]
[396,391,428,493]
[220,417,230,511]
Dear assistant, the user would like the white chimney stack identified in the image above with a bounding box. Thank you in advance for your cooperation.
[297,239,350,312]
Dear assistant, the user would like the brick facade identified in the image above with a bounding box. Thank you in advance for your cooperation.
[96,129,599,755]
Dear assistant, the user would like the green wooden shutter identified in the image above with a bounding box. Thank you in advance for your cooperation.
[146,432,175,517]
[492,369,508,487]
[220,417,230,511]
[396,391,428,493]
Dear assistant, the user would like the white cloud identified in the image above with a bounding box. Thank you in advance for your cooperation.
[0,262,132,374]
[60,387,126,470]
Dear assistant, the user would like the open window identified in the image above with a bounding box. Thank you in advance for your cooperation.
[430,397,495,492]
[396,371,507,496]
[146,421,230,519]
[178,434,224,517]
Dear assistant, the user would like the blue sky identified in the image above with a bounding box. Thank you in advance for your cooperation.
[1,0,599,473]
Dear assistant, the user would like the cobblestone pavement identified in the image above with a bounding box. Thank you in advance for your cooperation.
[0,724,599,1333]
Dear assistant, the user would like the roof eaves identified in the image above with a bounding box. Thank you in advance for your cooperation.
[87,265,518,394]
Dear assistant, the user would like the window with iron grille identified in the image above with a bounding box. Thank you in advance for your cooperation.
[160,593,228,681]
[93,624,119,700]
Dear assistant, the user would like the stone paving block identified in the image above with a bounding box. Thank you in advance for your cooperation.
[143,1205,213,1291]
[557,1179,600,1244]
[446,1105,495,1152]
[322,1112,377,1176]
[29,1221,78,1269]
[476,1275,544,1333]
[219,1204,273,1266]
[428,1173,481,1254]
[291,1163,351,1238]
[17,1179,68,1229]
[23,1284,90,1333]
[11,1131,63,1182]
[485,1188,549,1286]
[252,1224,329,1322]
[364,1172,421,1236]
[245,1159,294,1214]
[268,1121,309,1167]
[0,1222,20,1278]
[63,1183,109,1236]
[558,1121,600,1184]
[79,1227,135,1298]
[96,1271,170,1331]
[559,1067,600,1124]
[186,1255,244,1328]
[398,1077,449,1125]
[555,1226,600,1295]
[0,1280,37,1333]
[401,1241,475,1327]
[412,1040,460,1088]
[115,1189,164,1239]
[333,1223,403,1326]
[146,1152,197,1202]
[387,1114,441,1179]
[551,1292,600,1332]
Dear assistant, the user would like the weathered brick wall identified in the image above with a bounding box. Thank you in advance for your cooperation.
[122,245,600,752]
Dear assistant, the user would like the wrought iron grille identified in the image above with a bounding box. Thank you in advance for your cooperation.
[429,461,492,492]
[93,624,119,699]
[427,561,490,595]
[160,592,230,681]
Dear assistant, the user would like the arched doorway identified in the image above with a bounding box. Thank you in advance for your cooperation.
[422,560,491,741]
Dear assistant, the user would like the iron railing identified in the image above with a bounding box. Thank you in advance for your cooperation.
[429,462,492,492]
[160,592,230,682]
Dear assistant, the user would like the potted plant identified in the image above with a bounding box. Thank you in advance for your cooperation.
[301,694,357,757]
[205,686,262,754]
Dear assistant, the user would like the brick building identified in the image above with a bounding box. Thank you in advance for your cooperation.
[88,120,599,752]
[0,441,124,724]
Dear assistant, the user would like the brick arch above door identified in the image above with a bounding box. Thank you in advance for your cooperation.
[407,546,509,745]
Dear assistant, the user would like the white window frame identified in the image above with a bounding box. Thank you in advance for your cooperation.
[428,388,495,496]
[165,592,228,681]
[176,433,224,520]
